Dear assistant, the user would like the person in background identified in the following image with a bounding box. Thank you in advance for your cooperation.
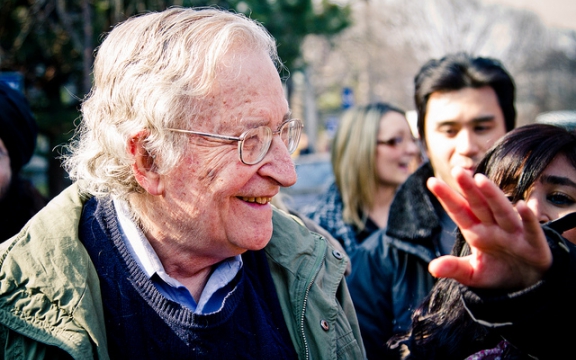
[301,102,420,256]
[389,123,576,359]
[346,52,516,359]
[0,81,46,241]
[0,8,365,359]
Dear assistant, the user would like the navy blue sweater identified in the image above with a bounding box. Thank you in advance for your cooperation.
[79,196,297,359]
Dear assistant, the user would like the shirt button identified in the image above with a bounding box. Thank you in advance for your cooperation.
[332,249,343,260]
[320,320,330,331]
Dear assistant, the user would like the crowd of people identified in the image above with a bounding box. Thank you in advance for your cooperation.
[345,52,517,359]
[1,6,574,360]
[389,123,576,359]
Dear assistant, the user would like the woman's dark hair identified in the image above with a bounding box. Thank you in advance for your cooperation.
[389,123,576,359]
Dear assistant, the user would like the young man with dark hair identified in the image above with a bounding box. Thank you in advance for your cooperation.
[346,52,516,359]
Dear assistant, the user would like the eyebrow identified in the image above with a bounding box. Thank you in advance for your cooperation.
[434,115,496,128]
[471,115,496,123]
[273,112,292,128]
[541,174,576,188]
[261,112,292,122]
[241,112,292,126]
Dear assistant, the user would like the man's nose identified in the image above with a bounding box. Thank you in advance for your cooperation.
[455,130,479,157]
[258,135,297,187]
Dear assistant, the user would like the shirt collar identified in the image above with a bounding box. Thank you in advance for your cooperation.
[112,197,243,287]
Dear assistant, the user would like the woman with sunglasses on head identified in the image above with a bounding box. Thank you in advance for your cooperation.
[389,123,576,359]
[301,102,422,257]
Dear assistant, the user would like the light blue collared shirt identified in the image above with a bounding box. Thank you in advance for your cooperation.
[113,198,242,314]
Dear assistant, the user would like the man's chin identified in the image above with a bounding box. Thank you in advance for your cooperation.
[240,224,273,251]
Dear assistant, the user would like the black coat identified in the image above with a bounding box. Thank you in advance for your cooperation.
[0,176,46,242]
[460,224,576,360]
[346,162,455,360]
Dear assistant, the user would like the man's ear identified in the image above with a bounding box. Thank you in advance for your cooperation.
[128,131,164,196]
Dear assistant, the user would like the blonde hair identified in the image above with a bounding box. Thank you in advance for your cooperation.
[63,7,280,199]
[331,103,404,229]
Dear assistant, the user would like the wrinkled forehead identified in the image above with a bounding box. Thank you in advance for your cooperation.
[189,48,288,133]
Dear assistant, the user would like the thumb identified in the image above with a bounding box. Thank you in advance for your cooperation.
[429,256,473,284]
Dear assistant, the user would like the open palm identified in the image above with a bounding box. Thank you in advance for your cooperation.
[426,167,552,289]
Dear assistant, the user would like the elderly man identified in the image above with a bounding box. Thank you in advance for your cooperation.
[0,7,364,359]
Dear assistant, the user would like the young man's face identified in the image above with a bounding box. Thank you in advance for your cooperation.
[424,86,507,191]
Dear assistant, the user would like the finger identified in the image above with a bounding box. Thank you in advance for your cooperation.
[474,174,522,233]
[516,200,553,270]
[451,168,495,225]
[427,177,479,229]
[428,255,473,284]
[516,200,541,239]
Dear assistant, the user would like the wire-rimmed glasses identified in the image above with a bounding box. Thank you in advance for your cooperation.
[166,118,304,165]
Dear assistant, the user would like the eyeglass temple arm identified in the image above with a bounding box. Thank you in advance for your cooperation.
[166,128,241,142]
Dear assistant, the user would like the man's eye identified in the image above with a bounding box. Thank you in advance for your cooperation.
[439,128,456,136]
[548,193,576,206]
[474,124,491,132]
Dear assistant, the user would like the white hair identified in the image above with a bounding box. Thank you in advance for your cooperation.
[63,7,280,199]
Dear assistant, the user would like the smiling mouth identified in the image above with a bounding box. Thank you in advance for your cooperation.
[239,196,272,205]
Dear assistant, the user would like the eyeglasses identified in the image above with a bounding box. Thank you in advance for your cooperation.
[166,118,303,165]
[377,135,417,147]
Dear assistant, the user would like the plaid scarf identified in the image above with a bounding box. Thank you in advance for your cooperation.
[301,182,359,255]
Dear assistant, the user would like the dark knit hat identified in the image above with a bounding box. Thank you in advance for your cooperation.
[0,81,38,174]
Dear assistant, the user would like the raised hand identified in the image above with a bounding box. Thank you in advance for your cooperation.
[426,167,552,289]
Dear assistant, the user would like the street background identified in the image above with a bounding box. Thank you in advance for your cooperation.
[1,0,574,199]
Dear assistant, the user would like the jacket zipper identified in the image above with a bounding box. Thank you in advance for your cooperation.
[299,243,327,360]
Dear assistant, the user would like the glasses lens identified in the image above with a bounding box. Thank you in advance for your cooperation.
[240,126,272,164]
[280,119,303,154]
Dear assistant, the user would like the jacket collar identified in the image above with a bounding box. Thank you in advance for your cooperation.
[0,183,109,359]
[386,162,445,243]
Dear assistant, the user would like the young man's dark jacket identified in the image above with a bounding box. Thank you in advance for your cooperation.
[346,162,456,359]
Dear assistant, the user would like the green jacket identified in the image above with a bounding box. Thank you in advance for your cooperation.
[0,184,365,359]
